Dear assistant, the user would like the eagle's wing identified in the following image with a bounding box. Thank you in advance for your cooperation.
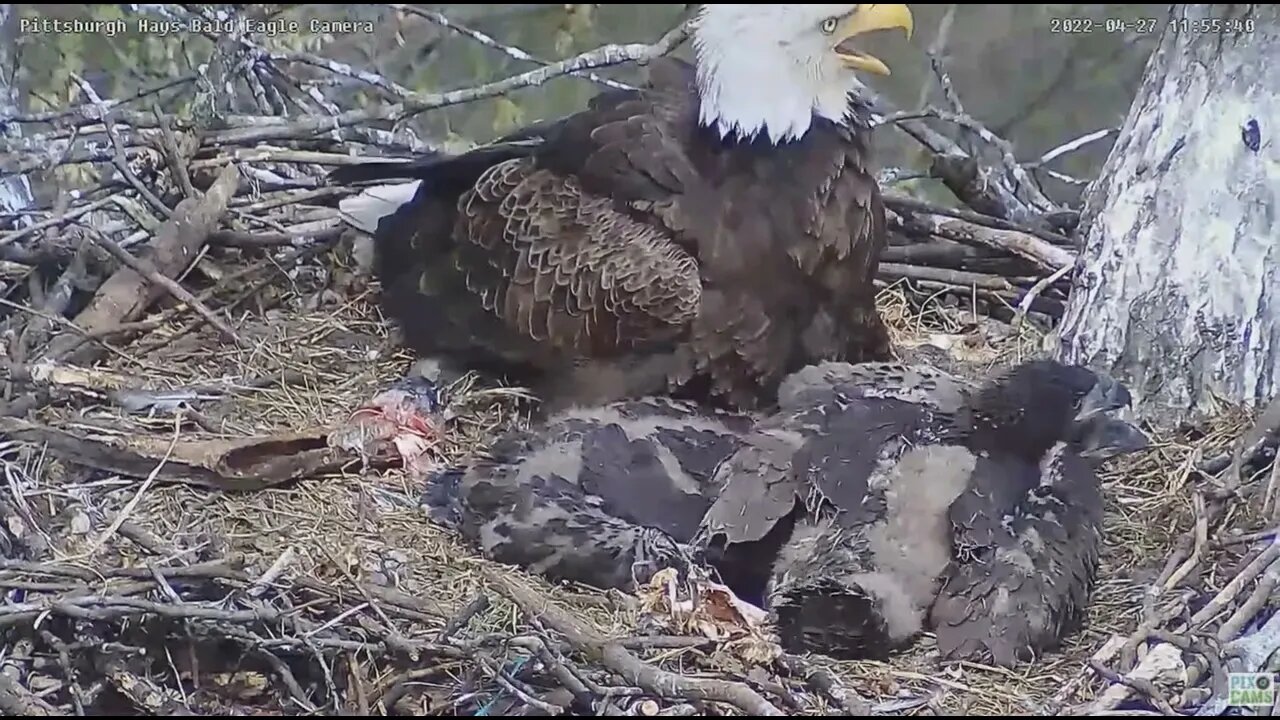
[451,58,708,357]
[697,376,959,548]
[697,390,955,609]
[763,399,973,659]
[775,361,973,414]
[929,445,1105,667]
[425,396,753,591]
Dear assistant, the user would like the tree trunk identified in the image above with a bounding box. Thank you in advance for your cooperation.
[0,4,34,219]
[1052,4,1280,429]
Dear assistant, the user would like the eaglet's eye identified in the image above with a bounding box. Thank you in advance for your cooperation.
[820,17,839,34]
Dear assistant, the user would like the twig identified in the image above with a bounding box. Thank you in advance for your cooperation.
[154,111,196,199]
[0,196,115,248]
[885,192,1072,246]
[202,19,692,146]
[0,558,234,582]
[438,594,491,641]
[1214,526,1279,549]
[1087,660,1180,716]
[878,262,1019,291]
[1216,552,1280,642]
[908,97,1060,215]
[1013,262,1075,328]
[915,4,956,110]
[890,203,1074,273]
[489,571,784,716]
[869,88,1046,223]
[0,75,196,126]
[251,646,317,713]
[1161,490,1209,597]
[208,224,343,248]
[0,593,286,626]
[248,546,297,598]
[68,74,171,219]
[479,655,565,714]
[1029,127,1120,168]
[1225,393,1280,494]
[391,4,638,92]
[50,236,330,361]
[1145,629,1227,709]
[776,654,870,716]
[116,521,172,556]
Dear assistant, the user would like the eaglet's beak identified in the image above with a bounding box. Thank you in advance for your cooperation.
[1073,374,1133,425]
[833,4,914,76]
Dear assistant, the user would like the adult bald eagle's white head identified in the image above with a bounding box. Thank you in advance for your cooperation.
[692,4,914,144]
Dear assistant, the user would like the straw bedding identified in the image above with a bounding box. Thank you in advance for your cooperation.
[1,11,1278,715]
[2,264,1274,715]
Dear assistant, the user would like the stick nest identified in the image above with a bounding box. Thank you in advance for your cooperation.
[1,6,1278,715]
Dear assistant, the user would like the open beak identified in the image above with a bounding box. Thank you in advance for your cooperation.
[833,4,915,76]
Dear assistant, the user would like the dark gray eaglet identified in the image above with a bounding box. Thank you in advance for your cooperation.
[418,365,939,601]
[327,5,914,413]
[421,397,761,593]
[701,359,1149,667]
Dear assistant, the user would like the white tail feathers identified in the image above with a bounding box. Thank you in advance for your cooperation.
[337,180,421,234]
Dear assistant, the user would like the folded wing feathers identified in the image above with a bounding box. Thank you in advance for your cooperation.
[450,158,701,355]
[438,397,757,591]
[930,445,1106,667]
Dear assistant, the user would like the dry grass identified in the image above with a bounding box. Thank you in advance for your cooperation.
[3,7,1274,711]
[3,250,1273,716]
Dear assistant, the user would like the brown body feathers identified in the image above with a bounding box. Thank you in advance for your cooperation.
[328,57,892,411]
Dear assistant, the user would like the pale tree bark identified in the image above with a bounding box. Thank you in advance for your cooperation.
[0,4,34,220]
[1052,4,1280,429]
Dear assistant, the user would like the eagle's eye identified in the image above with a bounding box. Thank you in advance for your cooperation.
[820,17,839,34]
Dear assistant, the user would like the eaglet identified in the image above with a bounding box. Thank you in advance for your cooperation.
[421,357,1149,668]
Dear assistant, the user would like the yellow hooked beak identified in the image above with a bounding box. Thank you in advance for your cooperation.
[833,4,914,76]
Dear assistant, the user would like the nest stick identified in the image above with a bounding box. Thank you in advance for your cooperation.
[83,230,244,347]
[489,572,785,716]
[42,162,242,362]
[0,673,63,716]
[893,206,1073,273]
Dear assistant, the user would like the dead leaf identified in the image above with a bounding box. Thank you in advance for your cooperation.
[638,568,782,664]
[212,671,270,700]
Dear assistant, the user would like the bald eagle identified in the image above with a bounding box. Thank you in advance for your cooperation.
[420,357,1149,667]
[329,4,915,411]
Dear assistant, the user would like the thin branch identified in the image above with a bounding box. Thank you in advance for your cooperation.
[1030,127,1120,168]
[391,4,637,92]
[202,19,693,146]
[68,74,171,219]
[0,75,196,125]
[1013,262,1075,328]
[489,571,785,716]
[0,197,115,247]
